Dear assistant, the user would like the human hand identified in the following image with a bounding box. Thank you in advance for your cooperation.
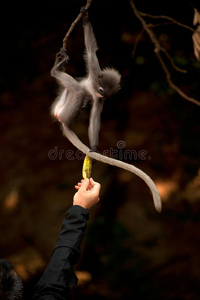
[73,178,101,210]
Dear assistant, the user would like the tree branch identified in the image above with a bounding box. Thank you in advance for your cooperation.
[62,0,93,50]
[138,12,195,33]
[155,49,200,106]
[132,29,144,57]
[129,0,200,106]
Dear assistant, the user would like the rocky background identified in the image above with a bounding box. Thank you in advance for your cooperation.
[1,0,200,299]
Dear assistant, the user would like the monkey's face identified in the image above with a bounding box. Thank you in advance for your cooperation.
[97,87,105,98]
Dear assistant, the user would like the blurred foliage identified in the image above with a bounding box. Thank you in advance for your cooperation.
[85,217,152,298]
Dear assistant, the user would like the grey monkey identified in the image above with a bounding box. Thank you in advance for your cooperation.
[51,12,121,151]
[50,13,162,212]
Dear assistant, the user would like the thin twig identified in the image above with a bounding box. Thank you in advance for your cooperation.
[129,0,200,106]
[62,0,93,50]
[148,21,177,28]
[155,49,200,106]
[132,29,144,57]
[159,45,187,73]
[132,24,187,73]
[138,12,195,33]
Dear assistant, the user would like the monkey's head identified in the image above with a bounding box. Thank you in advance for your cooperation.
[97,67,121,98]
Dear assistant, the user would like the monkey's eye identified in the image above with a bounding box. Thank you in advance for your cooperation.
[99,73,103,79]
[98,87,105,96]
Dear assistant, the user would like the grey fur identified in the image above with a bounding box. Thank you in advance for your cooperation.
[51,18,121,150]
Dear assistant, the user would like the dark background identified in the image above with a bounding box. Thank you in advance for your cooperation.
[1,0,200,299]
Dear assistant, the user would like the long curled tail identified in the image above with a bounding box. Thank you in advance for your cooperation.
[62,124,162,212]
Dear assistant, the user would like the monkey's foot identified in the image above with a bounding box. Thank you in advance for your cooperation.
[80,6,88,14]
[56,48,70,63]
[81,7,89,24]
[52,48,70,72]
[89,149,98,165]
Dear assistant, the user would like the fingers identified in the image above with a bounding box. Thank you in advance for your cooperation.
[75,178,100,192]
[75,179,84,190]
[89,178,99,188]
[90,178,101,193]
[75,182,81,190]
[79,178,90,191]
[75,181,82,188]
[89,178,95,187]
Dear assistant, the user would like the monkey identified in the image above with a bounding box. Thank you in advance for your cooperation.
[50,12,162,212]
[51,13,121,151]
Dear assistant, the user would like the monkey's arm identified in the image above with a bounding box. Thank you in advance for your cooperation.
[83,15,101,78]
[88,100,104,150]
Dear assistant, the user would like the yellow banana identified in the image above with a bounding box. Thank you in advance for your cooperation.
[82,155,92,179]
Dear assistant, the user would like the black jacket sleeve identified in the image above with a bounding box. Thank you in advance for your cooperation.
[32,205,89,300]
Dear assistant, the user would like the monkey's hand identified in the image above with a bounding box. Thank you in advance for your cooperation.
[81,7,89,25]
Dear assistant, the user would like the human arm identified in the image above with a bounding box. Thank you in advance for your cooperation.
[32,178,101,300]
